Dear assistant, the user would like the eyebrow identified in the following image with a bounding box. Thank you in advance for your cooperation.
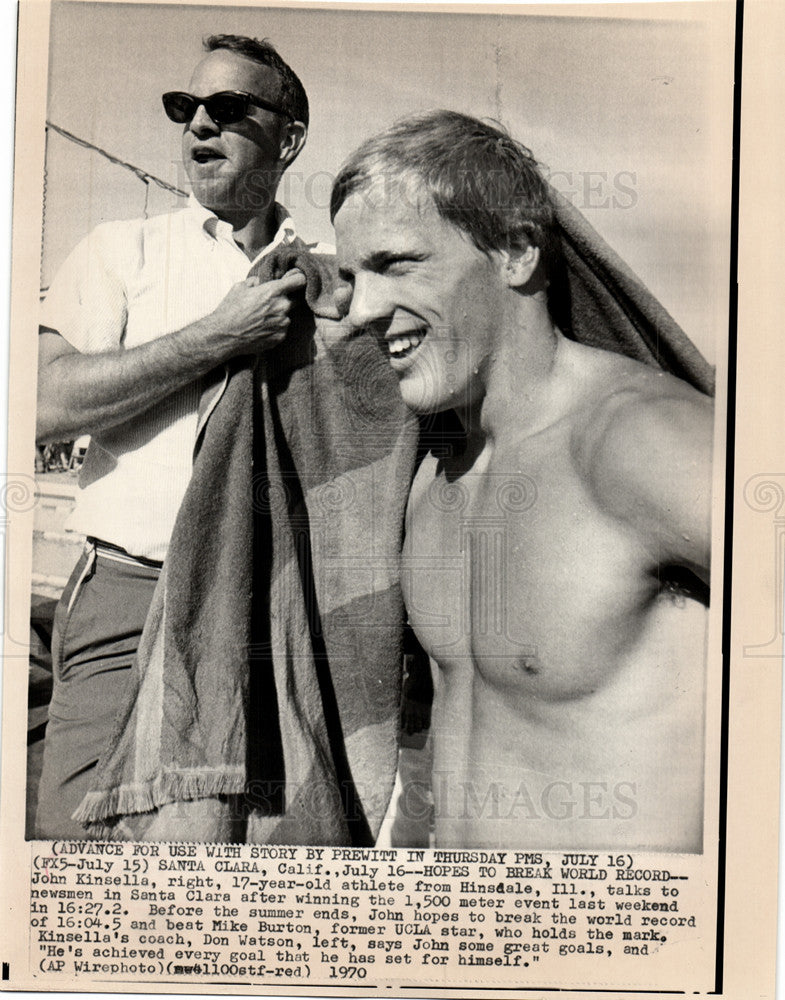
[337,248,428,282]
[361,250,428,272]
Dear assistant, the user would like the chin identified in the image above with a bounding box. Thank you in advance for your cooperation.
[189,184,230,212]
[399,378,463,416]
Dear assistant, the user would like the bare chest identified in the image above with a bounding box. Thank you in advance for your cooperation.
[402,453,687,702]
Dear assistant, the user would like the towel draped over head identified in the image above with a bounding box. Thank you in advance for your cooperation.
[74,191,713,844]
[549,190,714,394]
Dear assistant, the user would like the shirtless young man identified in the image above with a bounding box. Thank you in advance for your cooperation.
[331,111,712,851]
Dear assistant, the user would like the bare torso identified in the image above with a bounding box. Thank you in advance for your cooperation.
[403,349,710,851]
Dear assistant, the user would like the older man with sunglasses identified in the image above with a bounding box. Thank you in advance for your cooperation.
[35,35,327,838]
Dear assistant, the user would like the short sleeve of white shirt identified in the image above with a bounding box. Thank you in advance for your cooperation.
[40,220,140,353]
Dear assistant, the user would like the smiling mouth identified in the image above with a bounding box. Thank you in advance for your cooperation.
[386,331,426,361]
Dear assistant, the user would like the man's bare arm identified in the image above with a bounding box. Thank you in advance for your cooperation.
[36,269,307,443]
[587,387,714,583]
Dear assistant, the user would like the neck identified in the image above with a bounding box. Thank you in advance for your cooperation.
[454,296,562,445]
[223,201,281,260]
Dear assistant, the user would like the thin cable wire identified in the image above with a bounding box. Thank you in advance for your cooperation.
[45,121,188,197]
[41,125,49,289]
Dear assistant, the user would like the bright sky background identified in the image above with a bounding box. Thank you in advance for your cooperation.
[41,1,736,361]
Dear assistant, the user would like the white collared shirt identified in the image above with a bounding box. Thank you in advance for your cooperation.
[41,199,327,560]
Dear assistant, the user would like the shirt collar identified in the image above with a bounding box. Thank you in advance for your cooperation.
[187,195,297,261]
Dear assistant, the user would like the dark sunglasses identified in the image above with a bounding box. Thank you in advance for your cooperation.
[162,90,292,126]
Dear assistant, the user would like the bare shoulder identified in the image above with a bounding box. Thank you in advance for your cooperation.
[575,354,714,573]
[579,361,713,485]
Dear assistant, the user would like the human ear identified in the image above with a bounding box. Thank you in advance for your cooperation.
[500,244,541,289]
[279,121,307,166]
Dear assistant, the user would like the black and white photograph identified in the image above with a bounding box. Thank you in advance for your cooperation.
[5,0,781,996]
[25,0,731,852]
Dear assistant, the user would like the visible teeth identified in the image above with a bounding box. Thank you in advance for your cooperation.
[388,334,422,356]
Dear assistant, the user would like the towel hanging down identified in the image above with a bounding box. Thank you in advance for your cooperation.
[75,240,419,844]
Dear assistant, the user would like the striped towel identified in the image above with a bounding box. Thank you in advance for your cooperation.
[74,240,419,843]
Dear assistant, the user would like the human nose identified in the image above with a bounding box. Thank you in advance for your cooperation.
[346,274,393,332]
[188,102,220,137]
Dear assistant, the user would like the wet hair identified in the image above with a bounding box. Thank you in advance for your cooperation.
[204,34,309,127]
[330,110,558,274]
